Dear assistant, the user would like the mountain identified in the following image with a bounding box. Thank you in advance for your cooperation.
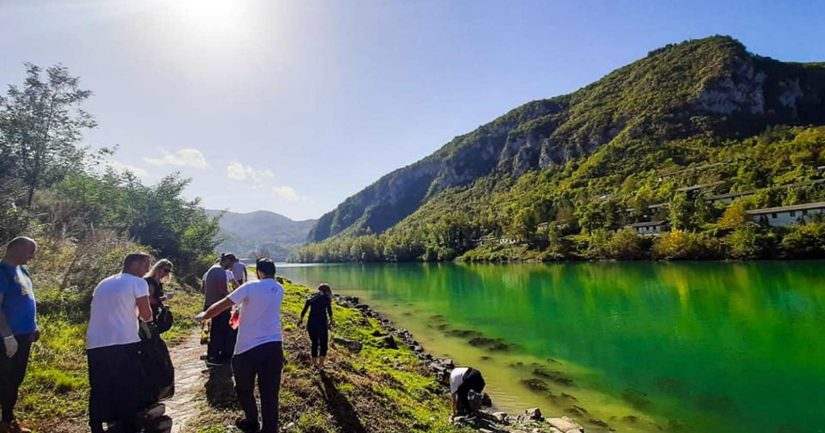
[207,209,316,260]
[307,36,825,244]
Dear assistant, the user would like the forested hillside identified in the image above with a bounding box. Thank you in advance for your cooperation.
[206,209,315,260]
[297,36,825,262]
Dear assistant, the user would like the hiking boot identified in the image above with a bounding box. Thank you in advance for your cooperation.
[147,415,173,432]
[235,418,260,432]
[2,420,32,433]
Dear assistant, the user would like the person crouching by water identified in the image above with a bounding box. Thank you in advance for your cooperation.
[449,366,486,418]
[86,253,154,433]
[297,284,334,370]
[196,258,284,433]
[203,253,236,365]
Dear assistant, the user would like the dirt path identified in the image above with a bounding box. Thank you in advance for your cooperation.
[164,331,207,433]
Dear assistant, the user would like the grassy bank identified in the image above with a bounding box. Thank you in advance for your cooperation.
[187,279,469,433]
[17,286,204,433]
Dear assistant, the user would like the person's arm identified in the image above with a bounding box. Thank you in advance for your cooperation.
[137,296,153,322]
[327,298,334,328]
[0,292,19,358]
[196,297,234,322]
[450,393,458,418]
[298,299,310,325]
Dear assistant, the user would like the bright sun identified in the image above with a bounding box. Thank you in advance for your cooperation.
[163,0,251,45]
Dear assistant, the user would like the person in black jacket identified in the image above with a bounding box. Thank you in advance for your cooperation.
[297,284,334,369]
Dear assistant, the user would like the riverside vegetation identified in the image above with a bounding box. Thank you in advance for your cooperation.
[0,63,545,433]
[296,36,825,263]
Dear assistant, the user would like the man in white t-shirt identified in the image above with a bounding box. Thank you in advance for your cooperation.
[230,255,247,286]
[197,258,283,433]
[86,253,154,433]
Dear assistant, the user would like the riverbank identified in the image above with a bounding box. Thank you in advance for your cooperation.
[185,278,582,433]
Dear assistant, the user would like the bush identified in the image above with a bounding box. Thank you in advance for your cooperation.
[652,230,722,260]
[781,221,825,258]
[605,228,648,260]
[726,224,776,259]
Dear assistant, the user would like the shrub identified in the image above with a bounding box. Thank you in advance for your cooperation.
[651,230,722,260]
[726,224,776,259]
[781,220,825,258]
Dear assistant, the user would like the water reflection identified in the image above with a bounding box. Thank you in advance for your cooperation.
[280,261,825,433]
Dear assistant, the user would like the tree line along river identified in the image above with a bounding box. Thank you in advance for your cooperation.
[278,261,825,433]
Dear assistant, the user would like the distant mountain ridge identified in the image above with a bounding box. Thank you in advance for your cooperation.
[308,36,825,243]
[207,209,316,260]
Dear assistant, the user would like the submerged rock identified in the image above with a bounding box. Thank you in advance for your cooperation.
[532,367,574,386]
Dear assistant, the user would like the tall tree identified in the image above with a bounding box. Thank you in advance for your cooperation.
[0,63,96,206]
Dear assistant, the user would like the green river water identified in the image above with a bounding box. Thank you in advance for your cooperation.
[278,261,825,433]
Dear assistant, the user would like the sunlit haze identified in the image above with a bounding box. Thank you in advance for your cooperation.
[2,0,824,219]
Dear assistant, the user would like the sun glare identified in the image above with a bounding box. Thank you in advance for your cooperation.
[164,0,250,41]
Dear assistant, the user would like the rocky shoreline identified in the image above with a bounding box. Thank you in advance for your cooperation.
[332,294,588,433]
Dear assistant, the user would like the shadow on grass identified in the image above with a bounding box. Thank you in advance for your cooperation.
[318,371,367,433]
[205,364,238,408]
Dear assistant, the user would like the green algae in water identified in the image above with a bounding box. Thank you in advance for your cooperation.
[279,261,825,433]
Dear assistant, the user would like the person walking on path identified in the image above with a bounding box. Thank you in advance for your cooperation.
[297,284,334,369]
[196,258,284,433]
[203,253,236,365]
[230,255,247,286]
[0,237,38,433]
[86,252,154,433]
[142,259,175,403]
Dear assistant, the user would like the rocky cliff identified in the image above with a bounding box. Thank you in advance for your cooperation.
[308,36,825,242]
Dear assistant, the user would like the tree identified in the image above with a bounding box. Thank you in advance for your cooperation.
[0,63,96,207]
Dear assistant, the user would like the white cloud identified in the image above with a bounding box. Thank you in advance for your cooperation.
[272,185,300,202]
[226,162,275,184]
[144,148,209,169]
[106,160,149,178]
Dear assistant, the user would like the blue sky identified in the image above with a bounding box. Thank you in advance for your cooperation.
[2,0,824,220]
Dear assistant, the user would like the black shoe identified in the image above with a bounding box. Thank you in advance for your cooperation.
[235,418,260,432]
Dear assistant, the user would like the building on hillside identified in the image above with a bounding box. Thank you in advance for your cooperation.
[707,190,755,205]
[627,220,670,235]
[746,202,825,227]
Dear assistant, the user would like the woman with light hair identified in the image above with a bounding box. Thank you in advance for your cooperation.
[144,259,173,315]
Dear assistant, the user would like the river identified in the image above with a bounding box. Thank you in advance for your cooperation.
[278,261,825,433]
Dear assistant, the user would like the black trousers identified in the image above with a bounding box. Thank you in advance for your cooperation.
[232,342,283,433]
[307,324,328,358]
[0,334,32,423]
[457,368,486,414]
[208,310,236,361]
[87,342,145,433]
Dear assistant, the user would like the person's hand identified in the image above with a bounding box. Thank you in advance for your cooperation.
[30,329,40,342]
[3,335,18,358]
[195,312,207,322]
[163,292,175,300]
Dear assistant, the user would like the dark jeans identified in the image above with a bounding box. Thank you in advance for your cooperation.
[232,342,283,433]
[307,324,328,358]
[87,342,145,433]
[208,310,236,361]
[457,368,485,414]
[0,334,32,423]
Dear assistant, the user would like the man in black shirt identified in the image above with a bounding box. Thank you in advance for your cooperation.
[297,284,334,369]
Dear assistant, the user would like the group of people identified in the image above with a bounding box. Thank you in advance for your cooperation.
[1,235,484,433]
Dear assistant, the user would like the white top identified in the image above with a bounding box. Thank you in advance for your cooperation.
[225,269,236,284]
[450,367,470,393]
[86,273,150,349]
[231,261,246,283]
[227,277,284,355]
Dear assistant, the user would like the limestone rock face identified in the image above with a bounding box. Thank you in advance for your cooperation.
[308,36,825,243]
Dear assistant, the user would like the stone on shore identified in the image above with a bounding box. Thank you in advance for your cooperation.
[546,416,584,433]
[332,337,363,353]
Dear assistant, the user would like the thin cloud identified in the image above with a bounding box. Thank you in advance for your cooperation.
[226,161,275,184]
[144,148,209,169]
[272,185,300,202]
[106,160,149,178]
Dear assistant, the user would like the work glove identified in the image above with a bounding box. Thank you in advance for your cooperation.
[3,335,18,358]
